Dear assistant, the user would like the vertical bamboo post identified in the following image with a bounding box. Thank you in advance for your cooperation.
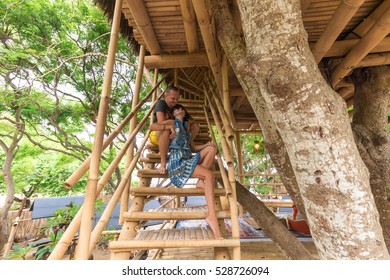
[120,45,146,224]
[235,131,245,216]
[150,68,160,126]
[88,132,150,254]
[75,0,123,260]
[222,54,234,154]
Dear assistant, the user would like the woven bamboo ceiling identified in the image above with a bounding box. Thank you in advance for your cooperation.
[98,0,390,129]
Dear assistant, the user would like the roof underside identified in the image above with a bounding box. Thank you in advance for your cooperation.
[97,0,390,130]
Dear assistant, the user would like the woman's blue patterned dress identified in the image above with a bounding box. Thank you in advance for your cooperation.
[167,118,200,188]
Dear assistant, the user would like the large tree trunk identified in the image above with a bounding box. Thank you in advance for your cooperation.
[231,0,389,259]
[210,0,306,217]
[351,66,390,251]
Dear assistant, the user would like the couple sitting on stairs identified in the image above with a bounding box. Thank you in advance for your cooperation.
[149,86,222,240]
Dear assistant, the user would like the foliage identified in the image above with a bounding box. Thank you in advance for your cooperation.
[0,0,152,202]
[4,244,33,260]
[35,198,104,260]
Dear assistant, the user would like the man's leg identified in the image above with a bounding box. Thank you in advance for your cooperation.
[157,129,170,174]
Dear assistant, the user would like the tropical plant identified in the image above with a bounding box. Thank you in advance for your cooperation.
[4,244,33,260]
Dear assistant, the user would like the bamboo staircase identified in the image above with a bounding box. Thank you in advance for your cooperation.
[109,99,241,260]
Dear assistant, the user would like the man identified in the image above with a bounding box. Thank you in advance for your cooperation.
[150,86,198,174]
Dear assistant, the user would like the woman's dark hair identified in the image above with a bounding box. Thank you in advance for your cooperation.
[172,104,190,120]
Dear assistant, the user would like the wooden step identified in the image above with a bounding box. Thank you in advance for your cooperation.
[123,207,231,221]
[109,228,240,251]
[137,169,221,178]
[130,186,227,197]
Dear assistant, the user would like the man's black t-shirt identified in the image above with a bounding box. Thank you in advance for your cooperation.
[153,100,190,123]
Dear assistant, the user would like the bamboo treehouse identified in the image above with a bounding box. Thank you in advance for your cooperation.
[42,0,390,260]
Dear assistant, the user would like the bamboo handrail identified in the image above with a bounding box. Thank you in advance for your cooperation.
[64,71,170,189]
[204,105,232,196]
[312,0,364,63]
[76,0,123,260]
[125,0,161,54]
[179,0,199,53]
[49,97,162,260]
[88,132,151,254]
[205,80,234,141]
[204,92,233,167]
[331,6,390,87]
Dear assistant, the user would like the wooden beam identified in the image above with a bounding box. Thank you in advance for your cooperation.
[230,87,245,97]
[331,6,390,87]
[330,52,390,70]
[300,0,314,15]
[144,51,208,69]
[312,0,364,63]
[125,0,161,54]
[346,1,390,39]
[232,96,245,111]
[179,0,199,53]
[318,37,390,57]
[192,0,223,92]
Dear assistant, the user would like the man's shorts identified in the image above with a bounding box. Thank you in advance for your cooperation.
[149,131,158,145]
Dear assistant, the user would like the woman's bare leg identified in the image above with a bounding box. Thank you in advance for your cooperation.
[196,146,217,188]
[192,165,222,239]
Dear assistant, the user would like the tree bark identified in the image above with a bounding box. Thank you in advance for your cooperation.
[232,0,389,259]
[0,108,23,250]
[351,66,390,251]
[211,0,306,217]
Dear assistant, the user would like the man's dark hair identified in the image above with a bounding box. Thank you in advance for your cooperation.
[165,85,179,95]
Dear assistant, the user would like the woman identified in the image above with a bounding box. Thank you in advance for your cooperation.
[166,104,222,239]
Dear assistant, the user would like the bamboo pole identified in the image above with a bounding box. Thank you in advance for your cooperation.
[204,87,240,260]
[204,92,233,167]
[64,71,170,189]
[120,45,146,224]
[109,239,240,251]
[144,52,208,69]
[122,210,230,221]
[49,96,163,260]
[331,6,390,87]
[130,187,227,196]
[150,68,160,126]
[312,0,364,63]
[179,0,199,53]
[88,132,150,254]
[205,80,234,141]
[191,0,223,92]
[235,131,244,184]
[125,0,161,54]
[75,0,122,260]
[205,87,234,141]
